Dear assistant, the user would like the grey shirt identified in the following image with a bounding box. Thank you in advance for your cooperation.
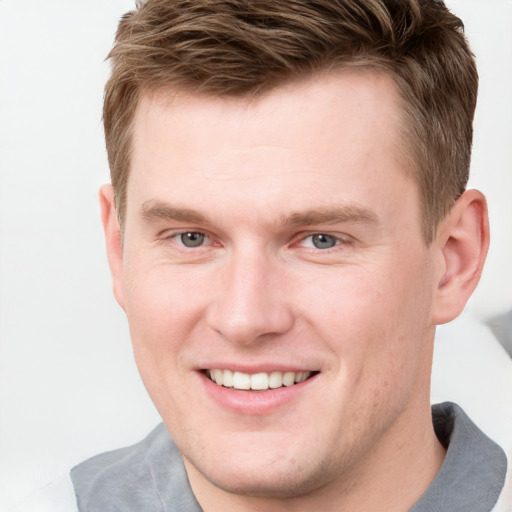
[71,402,507,511]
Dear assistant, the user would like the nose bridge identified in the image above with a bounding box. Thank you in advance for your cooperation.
[206,244,293,344]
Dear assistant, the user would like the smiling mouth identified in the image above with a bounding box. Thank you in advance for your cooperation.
[205,369,318,391]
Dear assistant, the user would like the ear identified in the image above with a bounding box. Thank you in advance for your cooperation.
[431,189,490,325]
[99,184,125,310]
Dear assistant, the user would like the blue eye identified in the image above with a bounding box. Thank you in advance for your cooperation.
[310,233,338,249]
[179,232,207,247]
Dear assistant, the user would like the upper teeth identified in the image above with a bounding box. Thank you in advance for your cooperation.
[207,369,311,390]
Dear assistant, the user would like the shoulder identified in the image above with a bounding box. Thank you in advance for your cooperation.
[70,423,201,512]
[70,422,172,490]
[492,466,512,512]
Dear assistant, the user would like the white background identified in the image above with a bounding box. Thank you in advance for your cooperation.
[0,0,511,507]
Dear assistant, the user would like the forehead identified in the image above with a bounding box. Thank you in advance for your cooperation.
[133,69,404,156]
[128,69,416,225]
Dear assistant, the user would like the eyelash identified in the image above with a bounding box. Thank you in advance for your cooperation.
[297,233,345,250]
[160,230,350,252]
[163,231,212,248]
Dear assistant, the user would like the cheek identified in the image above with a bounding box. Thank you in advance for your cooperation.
[120,265,214,425]
[121,263,209,375]
[299,253,434,381]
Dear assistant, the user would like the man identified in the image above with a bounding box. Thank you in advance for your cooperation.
[68,0,507,510]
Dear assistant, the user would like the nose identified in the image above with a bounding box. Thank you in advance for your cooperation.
[206,248,294,345]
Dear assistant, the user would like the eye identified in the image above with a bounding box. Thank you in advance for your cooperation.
[178,232,208,247]
[311,233,338,249]
[301,233,340,249]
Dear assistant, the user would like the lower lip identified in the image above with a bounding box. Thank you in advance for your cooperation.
[199,372,318,415]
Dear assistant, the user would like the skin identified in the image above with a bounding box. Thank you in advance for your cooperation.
[101,69,489,511]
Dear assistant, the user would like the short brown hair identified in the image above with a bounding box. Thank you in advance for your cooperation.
[104,0,478,243]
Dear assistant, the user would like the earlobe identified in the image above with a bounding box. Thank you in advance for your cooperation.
[99,184,125,310]
[431,190,489,325]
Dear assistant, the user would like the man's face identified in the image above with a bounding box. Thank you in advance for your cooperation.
[115,70,440,498]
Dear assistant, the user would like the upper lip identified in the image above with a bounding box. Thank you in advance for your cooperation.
[198,363,320,374]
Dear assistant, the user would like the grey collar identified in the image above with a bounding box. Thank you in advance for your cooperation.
[410,402,507,512]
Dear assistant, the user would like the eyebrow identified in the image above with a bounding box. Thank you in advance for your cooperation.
[284,205,379,227]
[140,200,210,224]
[140,200,379,228]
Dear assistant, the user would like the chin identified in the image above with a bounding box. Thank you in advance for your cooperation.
[184,446,336,500]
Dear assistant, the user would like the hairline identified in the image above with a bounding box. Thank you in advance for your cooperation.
[114,62,436,245]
